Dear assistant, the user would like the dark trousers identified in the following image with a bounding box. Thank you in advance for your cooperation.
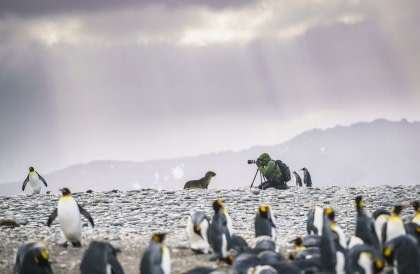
[258,175,288,190]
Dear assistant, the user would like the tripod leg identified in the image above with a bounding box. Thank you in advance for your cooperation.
[250,169,259,188]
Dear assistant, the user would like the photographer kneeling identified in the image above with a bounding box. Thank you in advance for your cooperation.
[255,153,288,190]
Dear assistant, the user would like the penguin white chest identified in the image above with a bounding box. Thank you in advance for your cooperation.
[187,217,210,254]
[161,245,171,274]
[386,217,405,242]
[58,198,82,242]
[28,173,41,193]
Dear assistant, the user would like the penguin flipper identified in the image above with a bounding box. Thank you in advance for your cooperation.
[47,209,58,226]
[109,254,124,274]
[78,204,95,227]
[381,222,387,245]
[22,175,29,191]
[36,172,48,187]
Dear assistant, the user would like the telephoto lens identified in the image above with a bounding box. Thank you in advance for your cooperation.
[248,160,256,164]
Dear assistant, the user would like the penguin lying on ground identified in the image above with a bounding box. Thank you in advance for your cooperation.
[140,233,171,274]
[13,242,53,274]
[255,205,276,240]
[208,199,233,261]
[22,167,48,194]
[187,211,211,254]
[47,188,94,247]
[349,243,384,274]
[383,234,420,274]
[80,241,124,274]
[355,196,379,249]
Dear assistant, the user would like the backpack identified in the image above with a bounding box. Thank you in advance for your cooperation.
[275,160,291,182]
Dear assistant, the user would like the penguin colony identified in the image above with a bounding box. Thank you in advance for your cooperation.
[10,187,420,274]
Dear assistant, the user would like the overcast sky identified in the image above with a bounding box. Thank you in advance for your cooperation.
[0,0,419,183]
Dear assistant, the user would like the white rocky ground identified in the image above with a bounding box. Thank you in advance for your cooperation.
[0,185,419,273]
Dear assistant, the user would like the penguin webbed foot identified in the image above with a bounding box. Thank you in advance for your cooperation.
[71,241,82,248]
[61,242,69,248]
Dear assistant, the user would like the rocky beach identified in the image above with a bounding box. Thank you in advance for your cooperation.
[0,185,419,273]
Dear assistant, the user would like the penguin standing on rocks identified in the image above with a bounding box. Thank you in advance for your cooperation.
[292,171,302,187]
[406,201,420,247]
[307,206,323,235]
[80,241,124,274]
[372,208,390,247]
[22,167,48,194]
[140,233,171,274]
[255,205,276,240]
[320,208,337,273]
[187,211,210,254]
[300,167,312,187]
[382,205,406,244]
[383,235,420,274]
[47,188,94,247]
[325,207,348,274]
[355,196,379,249]
[208,199,232,261]
[13,242,53,274]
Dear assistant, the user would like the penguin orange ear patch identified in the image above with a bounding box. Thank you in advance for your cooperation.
[384,247,393,257]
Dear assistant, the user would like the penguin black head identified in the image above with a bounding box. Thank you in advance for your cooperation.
[413,201,419,212]
[373,259,385,273]
[290,237,303,246]
[193,225,202,236]
[258,205,270,219]
[355,196,364,209]
[372,208,390,220]
[391,205,405,215]
[151,233,166,243]
[59,188,71,196]
[288,251,297,260]
[325,207,335,222]
[383,247,394,265]
[29,167,34,172]
[32,244,50,266]
[220,255,233,265]
[213,199,223,212]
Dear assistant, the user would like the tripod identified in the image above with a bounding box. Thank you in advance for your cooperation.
[250,168,264,188]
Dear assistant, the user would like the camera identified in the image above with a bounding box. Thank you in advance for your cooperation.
[248,160,257,164]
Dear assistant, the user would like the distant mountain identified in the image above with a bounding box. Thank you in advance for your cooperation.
[1,119,419,196]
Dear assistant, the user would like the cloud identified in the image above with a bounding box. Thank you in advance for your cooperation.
[1,0,367,48]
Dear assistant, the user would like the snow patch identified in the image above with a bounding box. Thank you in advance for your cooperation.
[172,165,184,180]
[132,182,141,190]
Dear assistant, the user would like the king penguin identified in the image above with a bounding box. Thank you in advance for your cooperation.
[13,242,53,274]
[382,205,406,244]
[300,167,312,187]
[325,207,348,274]
[349,243,384,274]
[80,241,124,274]
[354,196,379,249]
[255,205,276,240]
[292,171,302,187]
[372,208,390,248]
[383,234,420,274]
[208,199,232,261]
[187,211,210,254]
[22,167,48,194]
[411,200,420,225]
[307,206,323,235]
[140,233,171,274]
[47,188,94,247]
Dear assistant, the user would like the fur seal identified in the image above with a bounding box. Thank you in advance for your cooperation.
[184,171,216,189]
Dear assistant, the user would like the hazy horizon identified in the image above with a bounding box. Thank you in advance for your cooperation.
[1,0,419,183]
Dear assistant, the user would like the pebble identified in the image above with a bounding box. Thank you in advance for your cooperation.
[0,185,419,273]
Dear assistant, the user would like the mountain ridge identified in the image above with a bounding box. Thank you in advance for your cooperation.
[1,118,419,196]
